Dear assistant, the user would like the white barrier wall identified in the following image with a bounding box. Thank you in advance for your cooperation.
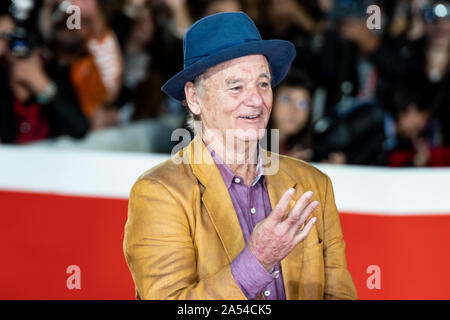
[1,145,450,214]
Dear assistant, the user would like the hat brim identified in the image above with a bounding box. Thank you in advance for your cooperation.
[161,39,296,101]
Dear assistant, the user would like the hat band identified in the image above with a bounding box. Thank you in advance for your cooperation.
[183,38,260,68]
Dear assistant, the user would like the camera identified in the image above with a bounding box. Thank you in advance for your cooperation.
[8,0,35,58]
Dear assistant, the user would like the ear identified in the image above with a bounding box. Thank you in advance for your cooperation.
[184,82,201,116]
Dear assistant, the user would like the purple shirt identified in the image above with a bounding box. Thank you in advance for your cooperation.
[206,143,287,300]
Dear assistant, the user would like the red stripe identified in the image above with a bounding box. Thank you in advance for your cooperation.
[1,190,449,299]
[340,213,450,299]
[0,190,134,300]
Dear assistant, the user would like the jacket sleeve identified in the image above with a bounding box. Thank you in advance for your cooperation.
[123,178,247,300]
[322,175,358,300]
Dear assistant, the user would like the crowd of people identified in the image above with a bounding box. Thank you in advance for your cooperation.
[0,0,449,166]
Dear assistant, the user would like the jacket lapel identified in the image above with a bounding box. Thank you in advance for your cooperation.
[186,135,246,262]
[262,149,305,300]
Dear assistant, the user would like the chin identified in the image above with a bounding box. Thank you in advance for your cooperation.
[233,117,268,141]
[233,126,266,142]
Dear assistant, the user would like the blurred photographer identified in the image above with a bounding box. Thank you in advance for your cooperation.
[385,78,435,167]
[313,76,438,166]
[0,1,88,144]
[106,0,188,121]
[39,0,123,130]
[314,0,386,116]
[343,0,449,145]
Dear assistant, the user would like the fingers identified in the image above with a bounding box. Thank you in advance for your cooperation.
[284,190,314,226]
[299,200,319,228]
[293,216,317,245]
[287,200,319,239]
[289,201,319,237]
[268,188,295,224]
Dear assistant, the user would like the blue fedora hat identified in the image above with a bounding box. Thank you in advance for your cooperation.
[161,12,296,101]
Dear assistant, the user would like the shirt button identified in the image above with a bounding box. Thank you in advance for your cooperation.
[250,207,256,214]
[234,178,241,184]
[272,270,280,279]
[264,290,271,297]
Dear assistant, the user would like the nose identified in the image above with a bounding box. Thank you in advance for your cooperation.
[243,84,264,107]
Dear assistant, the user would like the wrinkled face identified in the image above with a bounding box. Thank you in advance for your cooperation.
[273,86,311,136]
[186,55,273,142]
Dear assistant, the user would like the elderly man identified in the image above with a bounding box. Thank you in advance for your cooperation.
[123,12,357,300]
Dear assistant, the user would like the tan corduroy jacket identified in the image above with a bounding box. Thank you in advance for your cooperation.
[123,134,357,300]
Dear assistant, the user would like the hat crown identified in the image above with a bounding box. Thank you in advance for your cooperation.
[183,12,262,68]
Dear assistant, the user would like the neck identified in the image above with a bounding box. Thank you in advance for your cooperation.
[201,128,259,186]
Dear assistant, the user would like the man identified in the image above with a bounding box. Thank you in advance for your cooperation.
[0,5,89,144]
[123,12,357,300]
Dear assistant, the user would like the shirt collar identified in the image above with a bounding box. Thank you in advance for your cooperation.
[203,139,265,189]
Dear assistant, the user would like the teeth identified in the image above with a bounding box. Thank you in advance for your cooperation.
[244,115,258,119]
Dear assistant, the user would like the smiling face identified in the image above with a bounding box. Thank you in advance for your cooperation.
[185,54,273,143]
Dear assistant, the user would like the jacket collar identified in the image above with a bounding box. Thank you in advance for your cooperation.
[204,139,266,189]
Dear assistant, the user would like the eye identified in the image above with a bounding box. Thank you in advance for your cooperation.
[230,86,242,92]
[279,95,291,104]
[296,100,309,110]
[259,81,270,88]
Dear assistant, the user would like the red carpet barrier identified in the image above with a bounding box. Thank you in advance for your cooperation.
[1,146,449,299]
